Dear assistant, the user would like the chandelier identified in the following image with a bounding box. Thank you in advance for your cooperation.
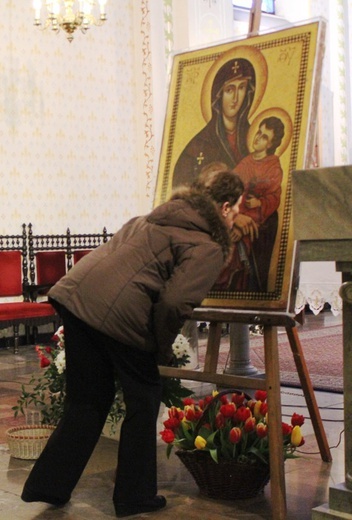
[32,1,108,42]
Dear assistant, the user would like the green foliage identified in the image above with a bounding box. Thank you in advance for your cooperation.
[13,332,194,436]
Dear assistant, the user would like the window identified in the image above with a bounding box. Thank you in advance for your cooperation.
[233,1,275,15]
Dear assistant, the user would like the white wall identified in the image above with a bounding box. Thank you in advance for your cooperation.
[0,1,143,235]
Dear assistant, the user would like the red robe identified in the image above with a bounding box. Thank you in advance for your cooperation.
[235,153,283,226]
[213,154,283,292]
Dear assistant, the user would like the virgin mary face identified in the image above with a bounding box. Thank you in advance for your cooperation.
[221,78,249,120]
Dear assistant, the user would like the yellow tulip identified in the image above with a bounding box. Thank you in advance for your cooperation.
[291,425,303,447]
[194,435,207,450]
[181,417,191,430]
[253,400,263,419]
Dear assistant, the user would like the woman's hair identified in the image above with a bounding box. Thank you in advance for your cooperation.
[193,170,243,207]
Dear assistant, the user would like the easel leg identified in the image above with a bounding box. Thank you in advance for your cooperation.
[203,322,222,373]
[285,326,332,462]
[264,325,287,520]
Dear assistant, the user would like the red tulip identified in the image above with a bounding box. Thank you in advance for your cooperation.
[39,355,51,368]
[198,399,205,410]
[163,417,180,430]
[260,402,268,416]
[256,423,268,438]
[254,390,267,402]
[229,427,242,444]
[168,406,184,421]
[282,422,293,436]
[160,429,175,444]
[291,413,305,427]
[234,406,251,423]
[244,416,256,433]
[220,403,236,418]
[184,406,196,421]
[232,392,246,406]
[215,412,226,429]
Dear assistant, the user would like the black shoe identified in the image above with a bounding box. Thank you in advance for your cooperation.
[114,495,166,517]
[21,486,69,507]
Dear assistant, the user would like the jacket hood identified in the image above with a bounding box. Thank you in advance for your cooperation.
[148,186,232,259]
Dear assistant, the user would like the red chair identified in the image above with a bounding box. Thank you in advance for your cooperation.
[66,227,113,270]
[73,250,91,264]
[35,250,67,293]
[0,247,59,354]
[27,224,67,300]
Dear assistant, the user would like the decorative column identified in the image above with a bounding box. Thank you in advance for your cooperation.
[224,324,258,376]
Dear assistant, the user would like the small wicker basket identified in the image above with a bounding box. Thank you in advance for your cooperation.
[6,425,56,460]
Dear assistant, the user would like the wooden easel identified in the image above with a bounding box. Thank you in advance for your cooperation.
[159,308,331,520]
[159,3,331,519]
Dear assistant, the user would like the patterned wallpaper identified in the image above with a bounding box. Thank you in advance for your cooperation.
[2,0,349,233]
[0,1,143,236]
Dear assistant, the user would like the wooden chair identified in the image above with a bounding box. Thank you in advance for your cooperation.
[66,227,113,270]
[27,223,67,301]
[72,250,92,264]
[0,226,59,353]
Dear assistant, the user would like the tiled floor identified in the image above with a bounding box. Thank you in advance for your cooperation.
[0,312,346,519]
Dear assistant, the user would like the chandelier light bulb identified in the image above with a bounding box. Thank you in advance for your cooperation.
[32,0,108,42]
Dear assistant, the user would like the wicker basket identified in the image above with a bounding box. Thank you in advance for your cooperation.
[176,450,270,500]
[6,425,56,460]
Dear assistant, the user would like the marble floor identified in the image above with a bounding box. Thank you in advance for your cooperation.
[0,312,346,519]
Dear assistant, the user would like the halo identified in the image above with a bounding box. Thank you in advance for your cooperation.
[247,108,293,157]
[201,45,268,122]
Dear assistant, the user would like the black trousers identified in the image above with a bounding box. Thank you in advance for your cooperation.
[23,305,162,504]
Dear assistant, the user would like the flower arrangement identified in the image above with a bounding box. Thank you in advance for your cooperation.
[13,328,192,435]
[160,389,305,465]
[161,333,193,408]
